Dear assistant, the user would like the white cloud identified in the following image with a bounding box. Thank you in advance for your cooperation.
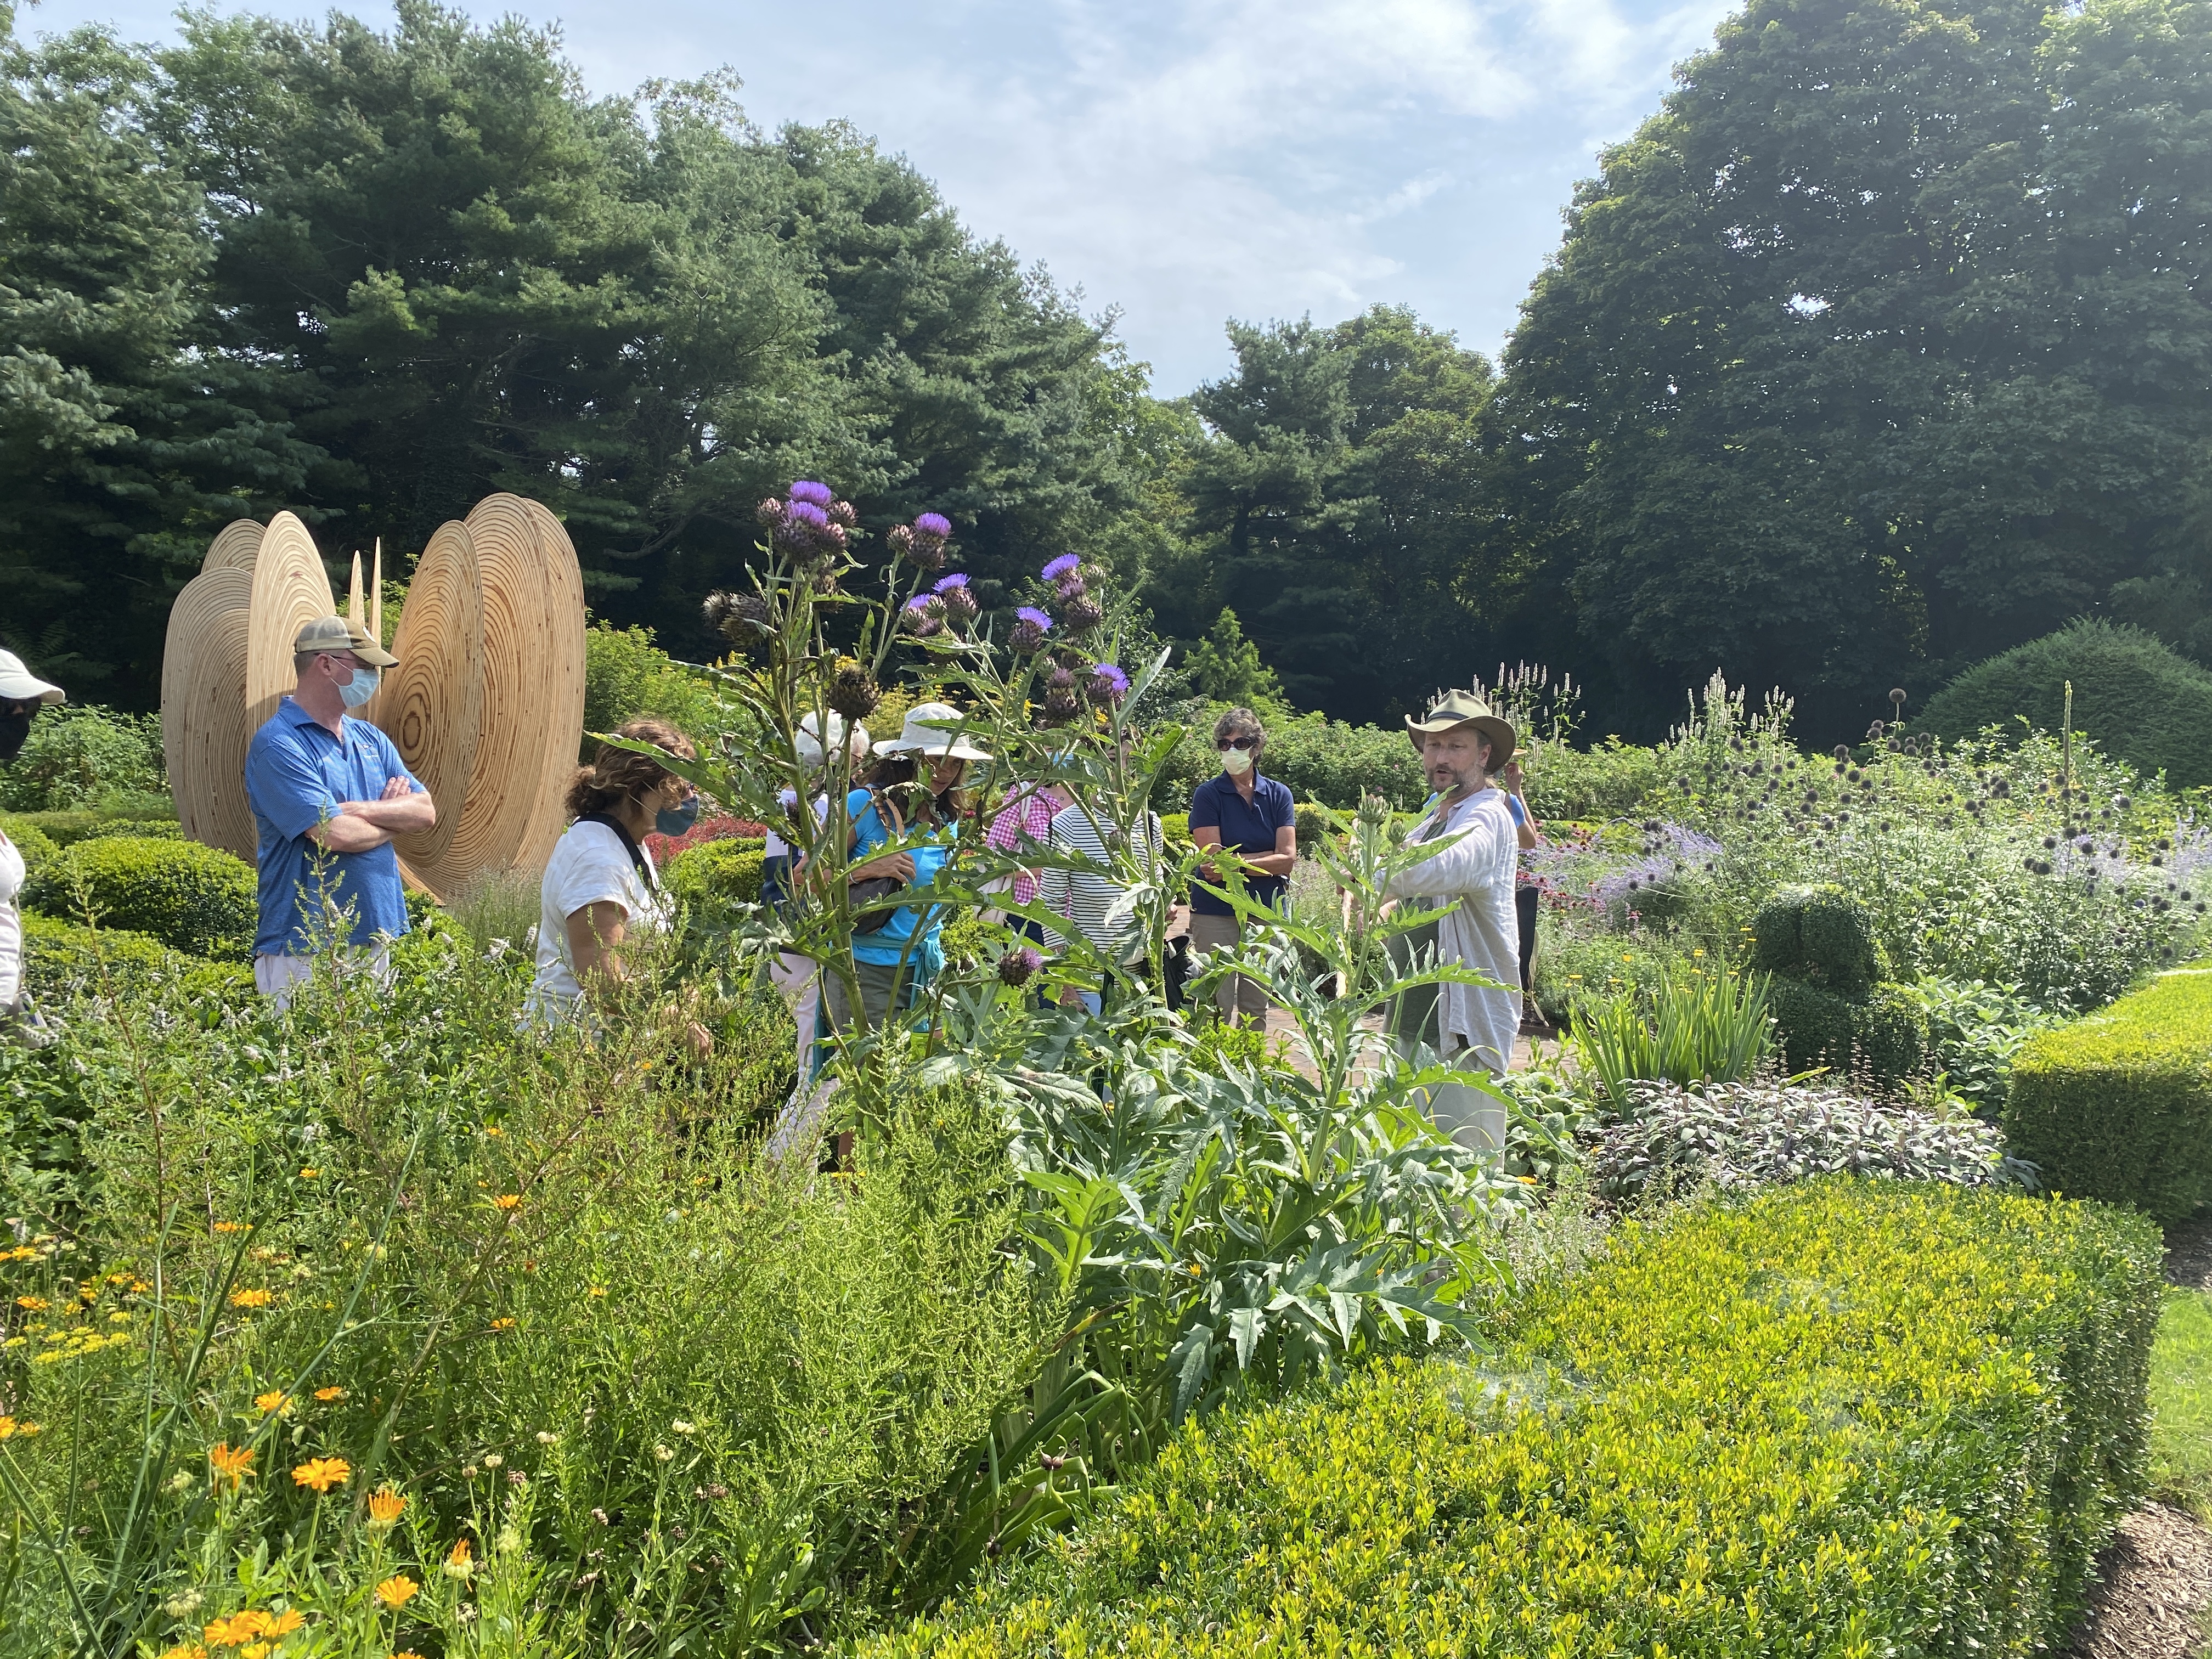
[22,0,1740,389]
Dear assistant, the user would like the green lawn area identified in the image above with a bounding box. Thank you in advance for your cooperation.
[2152,1284,2212,1520]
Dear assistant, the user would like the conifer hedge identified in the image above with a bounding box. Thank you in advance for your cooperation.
[2007,969,2212,1223]
[871,1181,2159,1658]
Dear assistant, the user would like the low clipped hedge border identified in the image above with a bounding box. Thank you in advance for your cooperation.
[874,1181,2159,1658]
[20,833,258,962]
[2007,968,2212,1224]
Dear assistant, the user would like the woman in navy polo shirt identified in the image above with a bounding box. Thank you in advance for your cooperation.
[1187,706,1296,1027]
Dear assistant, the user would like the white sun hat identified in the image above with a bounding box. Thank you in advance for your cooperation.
[873,701,991,761]
[0,650,65,705]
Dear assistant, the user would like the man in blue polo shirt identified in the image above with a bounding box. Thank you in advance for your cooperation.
[244,615,437,1008]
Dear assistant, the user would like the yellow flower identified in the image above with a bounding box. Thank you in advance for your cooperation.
[14,1295,47,1311]
[492,1194,522,1212]
[443,1536,473,1577]
[239,1644,272,1659]
[266,1609,304,1637]
[205,1609,272,1644]
[373,1575,419,1609]
[587,1286,607,1299]
[368,1486,407,1527]
[298,1167,320,1179]
[159,1644,207,1659]
[313,1386,346,1402]
[207,1442,255,1487]
[291,1456,351,1494]
[482,1124,503,1137]
[489,1317,515,1331]
[213,1222,251,1234]
[228,1289,273,1309]
[255,1391,289,1416]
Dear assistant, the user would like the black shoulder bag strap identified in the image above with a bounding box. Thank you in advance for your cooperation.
[577,812,658,893]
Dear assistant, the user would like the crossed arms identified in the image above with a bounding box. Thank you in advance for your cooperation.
[309,775,437,853]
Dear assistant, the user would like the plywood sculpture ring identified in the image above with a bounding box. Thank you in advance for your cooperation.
[160,494,588,905]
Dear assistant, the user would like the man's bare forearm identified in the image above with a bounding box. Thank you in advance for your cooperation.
[339,792,438,832]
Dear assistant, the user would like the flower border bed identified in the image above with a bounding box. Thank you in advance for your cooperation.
[870,1181,2160,1658]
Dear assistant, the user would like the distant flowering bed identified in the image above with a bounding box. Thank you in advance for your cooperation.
[647,814,767,865]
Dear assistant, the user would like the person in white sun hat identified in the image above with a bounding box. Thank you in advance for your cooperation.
[818,701,990,1041]
[1383,688,1523,1152]
[242,614,435,1010]
[0,648,67,1045]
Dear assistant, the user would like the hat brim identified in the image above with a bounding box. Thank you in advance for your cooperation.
[1404,713,1516,767]
[0,676,65,706]
[874,737,992,762]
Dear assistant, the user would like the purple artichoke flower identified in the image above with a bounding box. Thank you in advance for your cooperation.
[1010,606,1053,654]
[901,593,946,637]
[1059,594,1104,634]
[755,496,785,527]
[788,480,833,506]
[933,572,970,592]
[936,575,979,623]
[787,500,830,529]
[1087,663,1130,704]
[998,946,1043,988]
[1041,554,1082,582]
[915,512,952,539]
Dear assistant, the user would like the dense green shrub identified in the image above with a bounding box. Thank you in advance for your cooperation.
[1291,799,1330,852]
[18,915,252,1007]
[1921,619,2212,788]
[665,839,767,910]
[1156,707,1425,810]
[583,620,733,757]
[871,1182,2160,1658]
[1766,977,1930,1081]
[1751,883,1882,995]
[1521,734,1663,820]
[20,835,258,961]
[1903,978,2059,1113]
[0,816,59,877]
[1,810,180,849]
[0,704,168,812]
[2006,969,2212,1222]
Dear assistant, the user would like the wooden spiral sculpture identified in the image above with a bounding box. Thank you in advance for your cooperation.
[161,494,588,903]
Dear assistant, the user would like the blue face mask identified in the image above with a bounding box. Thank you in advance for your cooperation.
[338,665,381,709]
[656,793,701,838]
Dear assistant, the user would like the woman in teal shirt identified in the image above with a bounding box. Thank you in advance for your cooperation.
[825,701,991,1036]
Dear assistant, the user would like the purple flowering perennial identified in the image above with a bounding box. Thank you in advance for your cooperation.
[914,512,952,537]
[1041,554,1081,581]
[788,481,833,505]
[1016,606,1054,631]
[933,573,970,592]
[786,500,830,529]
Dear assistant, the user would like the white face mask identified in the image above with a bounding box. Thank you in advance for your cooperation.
[1219,746,1254,776]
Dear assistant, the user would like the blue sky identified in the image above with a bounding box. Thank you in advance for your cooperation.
[18,0,1736,394]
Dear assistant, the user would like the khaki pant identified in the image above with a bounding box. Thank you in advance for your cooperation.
[820,960,912,1036]
[1186,911,1269,1026]
[1384,919,1504,1152]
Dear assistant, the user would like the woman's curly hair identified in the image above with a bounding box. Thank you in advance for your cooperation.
[565,718,698,820]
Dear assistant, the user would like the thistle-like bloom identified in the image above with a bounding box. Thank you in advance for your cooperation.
[901,514,950,571]
[915,512,952,539]
[935,573,979,623]
[786,500,830,530]
[933,572,969,593]
[1009,611,1051,655]
[998,947,1043,988]
[291,1457,351,1494]
[901,594,946,638]
[788,480,834,506]
[1059,595,1104,634]
[827,499,858,528]
[1041,554,1081,582]
[703,589,771,642]
[754,496,785,527]
[1087,663,1130,704]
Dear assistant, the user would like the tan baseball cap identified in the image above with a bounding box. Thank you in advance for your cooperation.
[292,615,398,668]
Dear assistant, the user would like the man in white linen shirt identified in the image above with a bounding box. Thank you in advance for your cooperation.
[1384,689,1522,1150]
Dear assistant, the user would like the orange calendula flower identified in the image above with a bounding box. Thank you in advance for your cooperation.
[14,1295,48,1311]
[266,1609,304,1637]
[489,1316,515,1331]
[443,1536,473,1576]
[207,1442,255,1487]
[254,1390,289,1415]
[205,1609,272,1643]
[492,1193,521,1211]
[291,1456,351,1493]
[368,1485,407,1526]
[228,1289,273,1309]
[213,1222,251,1234]
[373,1574,419,1608]
[313,1386,346,1402]
[297,1167,320,1178]
[159,1644,207,1659]
[238,1643,273,1659]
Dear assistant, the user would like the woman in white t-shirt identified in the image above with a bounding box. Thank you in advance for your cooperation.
[524,716,708,1053]
[0,649,66,1045]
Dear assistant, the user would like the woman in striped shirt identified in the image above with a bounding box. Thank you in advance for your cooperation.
[1040,794,1163,1015]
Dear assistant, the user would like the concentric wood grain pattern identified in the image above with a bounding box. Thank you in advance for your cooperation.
[244,512,336,734]
[202,519,264,574]
[512,496,588,875]
[161,567,257,860]
[370,520,483,899]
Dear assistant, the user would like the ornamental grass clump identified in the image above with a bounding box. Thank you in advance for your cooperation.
[1568,956,1770,1110]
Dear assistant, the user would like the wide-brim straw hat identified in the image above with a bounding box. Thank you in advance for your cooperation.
[874,700,992,761]
[1404,689,1516,767]
[0,650,65,705]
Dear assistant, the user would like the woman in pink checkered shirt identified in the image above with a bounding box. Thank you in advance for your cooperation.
[987,779,1073,937]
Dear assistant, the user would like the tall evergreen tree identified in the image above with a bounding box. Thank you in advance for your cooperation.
[1493,0,2212,737]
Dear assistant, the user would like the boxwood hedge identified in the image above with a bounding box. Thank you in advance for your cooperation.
[20,834,258,962]
[871,1181,2159,1658]
[2006,968,2212,1223]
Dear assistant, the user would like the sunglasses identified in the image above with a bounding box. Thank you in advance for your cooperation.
[1215,736,1260,753]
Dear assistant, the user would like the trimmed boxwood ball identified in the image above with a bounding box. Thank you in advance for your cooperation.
[1920,618,2212,788]
[20,913,253,1002]
[0,816,60,879]
[663,838,767,916]
[20,835,258,962]
[1751,883,1882,996]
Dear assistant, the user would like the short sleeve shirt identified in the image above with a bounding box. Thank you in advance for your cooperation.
[986,788,1060,907]
[1188,772,1295,917]
[524,819,668,1022]
[848,788,956,966]
[244,699,423,956]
